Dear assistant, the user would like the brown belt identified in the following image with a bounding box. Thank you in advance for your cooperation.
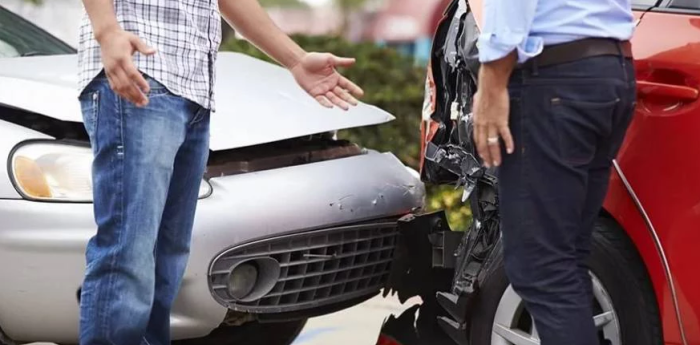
[521,38,633,69]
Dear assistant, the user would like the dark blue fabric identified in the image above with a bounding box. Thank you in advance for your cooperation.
[499,55,636,345]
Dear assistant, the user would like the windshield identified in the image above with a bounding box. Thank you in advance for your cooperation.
[0,6,75,58]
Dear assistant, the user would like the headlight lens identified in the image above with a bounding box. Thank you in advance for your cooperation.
[10,142,212,202]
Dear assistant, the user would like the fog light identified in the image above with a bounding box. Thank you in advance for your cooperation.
[228,263,258,300]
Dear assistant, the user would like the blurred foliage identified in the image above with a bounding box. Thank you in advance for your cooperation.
[428,185,472,231]
[335,0,368,10]
[221,35,472,230]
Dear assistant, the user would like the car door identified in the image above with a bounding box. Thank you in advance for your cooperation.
[612,0,700,343]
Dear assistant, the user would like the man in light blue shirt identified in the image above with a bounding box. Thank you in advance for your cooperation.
[478,0,635,64]
[471,0,636,344]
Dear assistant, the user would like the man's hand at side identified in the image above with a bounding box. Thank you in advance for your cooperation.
[98,29,156,107]
[219,0,364,110]
[83,0,156,107]
[473,51,517,168]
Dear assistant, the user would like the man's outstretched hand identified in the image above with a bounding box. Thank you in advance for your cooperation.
[290,52,364,110]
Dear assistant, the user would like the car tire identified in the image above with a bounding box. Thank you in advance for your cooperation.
[468,217,662,345]
[173,319,307,345]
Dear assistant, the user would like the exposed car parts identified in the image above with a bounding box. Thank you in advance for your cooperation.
[380,1,505,344]
[423,113,483,202]
[435,168,501,345]
[420,0,480,187]
[381,150,501,345]
[380,212,459,345]
[205,134,363,177]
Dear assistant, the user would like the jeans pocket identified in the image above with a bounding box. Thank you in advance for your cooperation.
[142,74,170,98]
[550,97,620,166]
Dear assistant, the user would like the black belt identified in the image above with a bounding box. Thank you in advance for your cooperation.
[521,38,633,69]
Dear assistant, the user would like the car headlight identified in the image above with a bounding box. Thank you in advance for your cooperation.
[10,141,212,202]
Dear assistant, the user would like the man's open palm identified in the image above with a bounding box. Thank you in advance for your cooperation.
[290,52,364,110]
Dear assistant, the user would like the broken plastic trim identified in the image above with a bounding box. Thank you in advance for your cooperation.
[436,165,501,345]
[380,163,501,345]
[378,212,457,345]
[424,112,483,202]
[205,135,362,178]
[379,0,505,342]
[420,0,481,186]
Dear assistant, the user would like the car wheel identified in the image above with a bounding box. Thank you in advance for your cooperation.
[173,319,307,345]
[468,217,662,345]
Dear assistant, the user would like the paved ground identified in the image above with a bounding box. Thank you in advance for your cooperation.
[291,295,420,345]
[31,295,420,345]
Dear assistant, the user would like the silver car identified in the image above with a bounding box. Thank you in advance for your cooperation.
[0,6,425,345]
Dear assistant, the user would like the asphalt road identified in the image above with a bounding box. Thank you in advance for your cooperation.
[31,295,419,345]
[291,295,420,345]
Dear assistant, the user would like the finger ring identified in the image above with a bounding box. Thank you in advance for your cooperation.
[487,137,499,145]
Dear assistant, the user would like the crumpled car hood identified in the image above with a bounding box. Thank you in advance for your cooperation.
[0,52,395,151]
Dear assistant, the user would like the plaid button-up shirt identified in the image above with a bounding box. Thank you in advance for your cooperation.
[78,0,223,110]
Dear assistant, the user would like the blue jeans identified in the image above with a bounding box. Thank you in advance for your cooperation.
[499,55,636,345]
[78,74,210,345]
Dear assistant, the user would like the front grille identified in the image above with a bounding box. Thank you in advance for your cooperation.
[209,221,399,313]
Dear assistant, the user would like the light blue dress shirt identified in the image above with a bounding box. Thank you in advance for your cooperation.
[477,0,636,63]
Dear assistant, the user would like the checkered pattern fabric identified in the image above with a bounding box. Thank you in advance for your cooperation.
[78,0,223,110]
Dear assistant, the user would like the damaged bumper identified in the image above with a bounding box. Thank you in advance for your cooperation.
[376,0,507,342]
[380,164,501,345]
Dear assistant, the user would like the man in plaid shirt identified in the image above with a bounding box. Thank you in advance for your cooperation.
[77,1,363,344]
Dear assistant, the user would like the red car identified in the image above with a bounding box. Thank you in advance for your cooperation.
[382,0,700,344]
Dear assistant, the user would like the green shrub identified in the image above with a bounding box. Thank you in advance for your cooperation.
[221,35,471,230]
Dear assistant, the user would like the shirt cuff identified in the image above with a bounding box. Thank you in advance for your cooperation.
[477,33,544,64]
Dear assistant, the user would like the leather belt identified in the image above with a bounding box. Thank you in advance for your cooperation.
[521,38,633,69]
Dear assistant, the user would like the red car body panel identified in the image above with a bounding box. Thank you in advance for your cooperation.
[425,1,700,343]
[606,9,700,344]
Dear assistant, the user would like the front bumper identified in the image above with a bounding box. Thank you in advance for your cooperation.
[0,151,425,343]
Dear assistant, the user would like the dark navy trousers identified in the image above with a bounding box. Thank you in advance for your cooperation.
[498,54,636,345]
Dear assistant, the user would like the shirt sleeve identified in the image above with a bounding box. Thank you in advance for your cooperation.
[477,0,543,64]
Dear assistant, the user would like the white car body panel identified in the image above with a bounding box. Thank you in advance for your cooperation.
[0,53,395,151]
